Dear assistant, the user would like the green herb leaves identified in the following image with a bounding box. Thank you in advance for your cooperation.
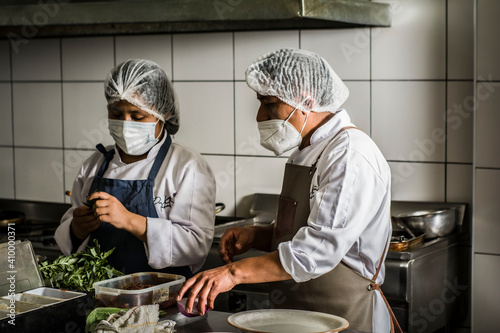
[39,239,123,292]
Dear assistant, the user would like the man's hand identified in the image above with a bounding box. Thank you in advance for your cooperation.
[218,227,256,264]
[176,265,239,315]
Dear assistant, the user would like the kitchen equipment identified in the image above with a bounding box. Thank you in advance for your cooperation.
[389,233,425,252]
[0,240,87,333]
[392,207,458,239]
[93,272,185,309]
[384,201,469,333]
[0,0,392,38]
[215,202,226,214]
[0,210,25,227]
[227,309,349,333]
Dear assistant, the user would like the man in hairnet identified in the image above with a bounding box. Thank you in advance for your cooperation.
[178,49,400,332]
[55,59,216,277]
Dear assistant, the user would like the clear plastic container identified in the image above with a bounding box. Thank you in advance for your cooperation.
[93,272,185,309]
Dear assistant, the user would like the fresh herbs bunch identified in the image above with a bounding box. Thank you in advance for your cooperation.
[39,239,123,292]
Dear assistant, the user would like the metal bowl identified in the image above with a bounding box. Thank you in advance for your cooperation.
[392,208,457,239]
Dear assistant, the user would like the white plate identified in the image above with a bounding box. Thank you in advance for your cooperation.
[227,309,349,333]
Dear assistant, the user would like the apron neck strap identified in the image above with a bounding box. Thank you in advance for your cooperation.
[147,132,172,181]
[95,144,115,177]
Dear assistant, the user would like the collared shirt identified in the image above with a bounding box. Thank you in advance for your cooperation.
[55,133,216,273]
[278,109,392,332]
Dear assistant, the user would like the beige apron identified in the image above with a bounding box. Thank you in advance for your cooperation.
[270,127,402,333]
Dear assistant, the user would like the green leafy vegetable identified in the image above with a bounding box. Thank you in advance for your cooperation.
[39,239,123,292]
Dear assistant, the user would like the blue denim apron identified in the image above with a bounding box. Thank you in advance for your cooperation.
[88,133,192,278]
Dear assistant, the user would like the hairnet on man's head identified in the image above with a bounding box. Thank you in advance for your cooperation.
[245,48,349,113]
[104,59,180,134]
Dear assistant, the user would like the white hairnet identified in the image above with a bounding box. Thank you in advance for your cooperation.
[104,59,180,134]
[245,48,349,113]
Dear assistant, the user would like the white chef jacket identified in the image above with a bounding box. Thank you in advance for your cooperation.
[278,109,392,332]
[55,133,216,273]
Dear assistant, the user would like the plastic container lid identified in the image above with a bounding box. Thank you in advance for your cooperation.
[0,240,45,296]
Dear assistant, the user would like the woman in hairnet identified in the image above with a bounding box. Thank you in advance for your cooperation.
[177,49,401,332]
[55,59,216,277]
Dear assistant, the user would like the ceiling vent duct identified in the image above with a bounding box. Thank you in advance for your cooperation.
[0,0,391,38]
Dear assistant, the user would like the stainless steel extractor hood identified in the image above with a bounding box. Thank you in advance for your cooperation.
[0,0,391,38]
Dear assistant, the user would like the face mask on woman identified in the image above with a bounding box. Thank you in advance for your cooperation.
[108,119,163,156]
[258,97,311,156]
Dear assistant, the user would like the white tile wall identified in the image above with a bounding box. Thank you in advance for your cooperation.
[448,0,474,80]
[473,254,500,330]
[62,82,113,149]
[341,81,371,135]
[115,34,172,78]
[204,155,236,216]
[475,85,500,168]
[474,169,500,254]
[64,149,94,204]
[389,162,445,201]
[301,29,370,80]
[62,37,114,81]
[14,148,64,202]
[235,156,286,217]
[11,38,60,81]
[174,82,234,155]
[477,0,500,80]
[447,82,474,163]
[372,0,446,80]
[0,147,14,199]
[0,40,10,81]
[372,81,446,162]
[173,33,233,81]
[0,83,12,145]
[13,83,62,148]
[234,31,299,81]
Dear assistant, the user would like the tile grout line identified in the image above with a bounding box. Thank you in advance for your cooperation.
[444,0,449,202]
[232,31,237,218]
[9,40,16,199]
[60,37,66,201]
[369,26,372,138]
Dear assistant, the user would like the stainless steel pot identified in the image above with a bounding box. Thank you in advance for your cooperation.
[391,208,457,239]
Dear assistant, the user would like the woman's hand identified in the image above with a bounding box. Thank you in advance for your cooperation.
[87,191,148,241]
[71,206,100,240]
[176,264,239,314]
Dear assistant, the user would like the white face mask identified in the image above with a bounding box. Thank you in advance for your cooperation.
[258,98,311,156]
[108,119,162,156]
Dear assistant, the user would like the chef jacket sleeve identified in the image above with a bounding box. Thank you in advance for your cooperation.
[54,155,100,255]
[145,159,216,273]
[277,148,389,283]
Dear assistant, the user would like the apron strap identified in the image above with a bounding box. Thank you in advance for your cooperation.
[148,132,172,181]
[370,238,403,333]
[95,144,115,177]
[372,238,389,282]
[370,284,403,333]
